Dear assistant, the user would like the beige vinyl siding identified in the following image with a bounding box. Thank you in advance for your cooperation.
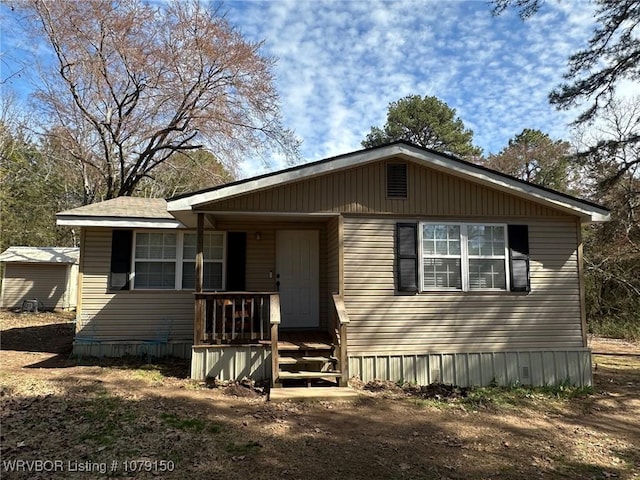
[326,217,340,296]
[326,217,340,316]
[216,221,277,292]
[207,160,564,217]
[80,220,335,341]
[80,228,194,341]
[1,263,73,309]
[343,216,583,354]
[214,219,331,329]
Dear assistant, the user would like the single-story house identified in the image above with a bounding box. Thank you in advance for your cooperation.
[56,141,609,387]
[0,246,80,311]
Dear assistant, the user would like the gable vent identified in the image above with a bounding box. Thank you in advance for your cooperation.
[387,163,408,198]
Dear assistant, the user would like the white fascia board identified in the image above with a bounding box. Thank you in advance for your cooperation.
[394,145,610,222]
[166,146,403,212]
[197,211,340,217]
[56,216,184,229]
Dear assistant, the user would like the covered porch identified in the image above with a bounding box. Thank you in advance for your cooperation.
[187,212,350,386]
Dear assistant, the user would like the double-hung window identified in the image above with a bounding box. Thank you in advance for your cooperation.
[133,232,177,289]
[466,225,507,290]
[422,224,462,289]
[132,231,225,290]
[181,233,224,290]
[420,223,508,291]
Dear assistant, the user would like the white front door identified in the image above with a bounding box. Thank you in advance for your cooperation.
[276,230,319,329]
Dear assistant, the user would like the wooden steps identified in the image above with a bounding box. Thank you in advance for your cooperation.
[274,331,342,388]
[279,356,337,365]
[278,371,342,379]
[276,341,333,351]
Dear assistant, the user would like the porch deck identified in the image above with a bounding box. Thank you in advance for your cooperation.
[192,292,350,387]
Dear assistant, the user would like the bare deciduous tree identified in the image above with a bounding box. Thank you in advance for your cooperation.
[485,129,572,191]
[135,149,234,199]
[575,96,640,335]
[18,0,298,202]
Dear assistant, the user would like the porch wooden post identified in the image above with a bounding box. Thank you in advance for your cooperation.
[196,212,204,293]
[270,294,281,388]
[332,294,350,387]
[194,213,205,344]
[339,322,349,387]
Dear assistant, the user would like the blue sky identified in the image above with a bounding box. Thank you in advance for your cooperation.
[1,0,603,176]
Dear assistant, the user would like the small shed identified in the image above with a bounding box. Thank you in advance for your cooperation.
[0,246,80,311]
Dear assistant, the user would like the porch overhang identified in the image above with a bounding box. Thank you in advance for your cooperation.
[169,210,339,229]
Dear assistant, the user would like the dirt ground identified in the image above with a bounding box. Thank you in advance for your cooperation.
[0,311,638,480]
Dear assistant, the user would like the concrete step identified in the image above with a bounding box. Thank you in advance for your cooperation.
[269,387,359,403]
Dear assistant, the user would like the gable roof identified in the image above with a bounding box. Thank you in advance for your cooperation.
[166,141,609,222]
[0,246,79,264]
[57,197,183,228]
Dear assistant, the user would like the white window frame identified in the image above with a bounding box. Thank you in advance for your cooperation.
[181,232,226,291]
[419,222,463,291]
[131,230,226,290]
[419,222,510,292]
[132,231,179,290]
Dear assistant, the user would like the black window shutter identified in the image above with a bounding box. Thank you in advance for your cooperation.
[110,230,133,290]
[226,232,247,291]
[508,225,530,292]
[396,223,418,292]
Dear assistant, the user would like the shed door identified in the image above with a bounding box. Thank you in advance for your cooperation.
[276,230,319,329]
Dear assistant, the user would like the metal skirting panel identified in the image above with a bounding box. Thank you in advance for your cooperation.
[348,349,593,387]
[72,341,192,359]
[190,345,271,381]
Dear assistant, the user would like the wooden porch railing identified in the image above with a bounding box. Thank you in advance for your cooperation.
[331,293,350,387]
[193,292,279,345]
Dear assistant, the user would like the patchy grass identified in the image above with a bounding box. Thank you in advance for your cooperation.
[79,390,138,447]
[132,365,167,383]
[457,383,594,410]
[1,311,639,480]
[159,412,223,434]
[589,317,640,342]
[392,382,595,413]
[224,440,263,456]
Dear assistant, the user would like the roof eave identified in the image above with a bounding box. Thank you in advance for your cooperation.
[166,143,610,223]
[56,215,184,229]
[166,144,407,212]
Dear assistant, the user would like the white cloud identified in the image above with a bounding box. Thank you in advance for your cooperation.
[4,0,631,178]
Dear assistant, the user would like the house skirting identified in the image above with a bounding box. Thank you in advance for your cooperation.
[77,343,592,388]
[348,349,593,387]
[72,341,192,359]
[191,345,271,381]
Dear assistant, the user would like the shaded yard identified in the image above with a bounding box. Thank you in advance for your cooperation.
[1,311,638,479]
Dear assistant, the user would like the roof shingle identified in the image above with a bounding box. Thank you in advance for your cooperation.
[58,197,172,219]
